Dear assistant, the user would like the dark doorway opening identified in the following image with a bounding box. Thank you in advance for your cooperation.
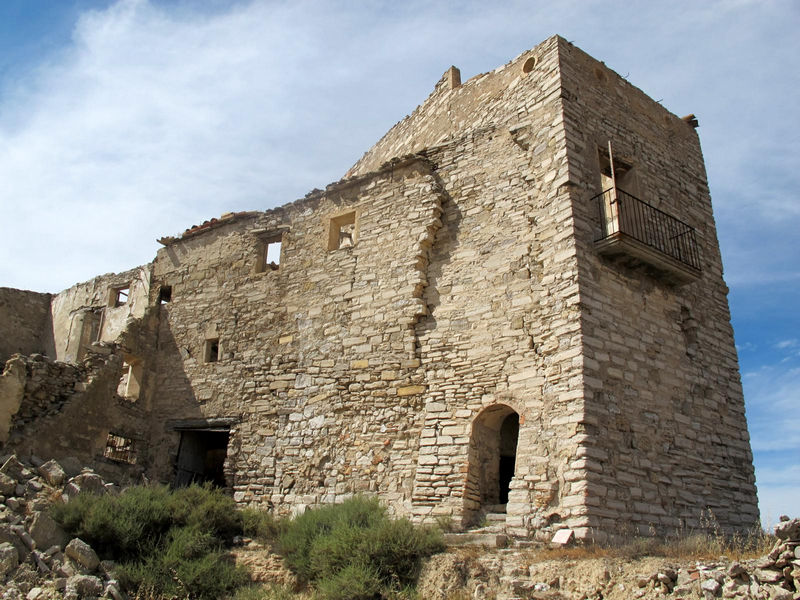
[464,404,521,525]
[174,428,230,488]
[498,413,519,504]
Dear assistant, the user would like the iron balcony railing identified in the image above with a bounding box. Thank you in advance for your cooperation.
[593,188,701,272]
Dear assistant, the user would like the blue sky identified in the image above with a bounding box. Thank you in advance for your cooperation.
[0,0,797,526]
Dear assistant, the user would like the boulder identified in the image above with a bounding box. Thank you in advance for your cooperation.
[774,517,800,541]
[69,472,106,496]
[66,573,104,596]
[37,460,66,488]
[1,456,31,481]
[65,538,99,571]
[0,472,15,495]
[0,541,19,577]
[29,512,68,550]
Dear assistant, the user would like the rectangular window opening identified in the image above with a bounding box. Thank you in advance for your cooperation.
[158,285,172,304]
[255,233,284,273]
[103,433,137,464]
[327,211,357,251]
[264,239,282,270]
[117,359,142,401]
[598,147,634,194]
[204,338,220,363]
[109,285,130,307]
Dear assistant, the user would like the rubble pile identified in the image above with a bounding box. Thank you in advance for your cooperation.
[0,453,124,600]
[635,517,800,600]
[419,517,800,600]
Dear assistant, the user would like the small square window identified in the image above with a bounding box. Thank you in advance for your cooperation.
[158,285,172,304]
[327,211,357,251]
[109,285,130,307]
[204,338,220,363]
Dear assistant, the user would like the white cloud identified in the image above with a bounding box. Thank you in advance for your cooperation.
[757,483,800,528]
[1,0,798,293]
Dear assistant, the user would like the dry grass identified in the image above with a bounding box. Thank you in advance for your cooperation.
[528,528,775,563]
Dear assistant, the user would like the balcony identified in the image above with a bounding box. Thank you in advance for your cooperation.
[593,188,701,284]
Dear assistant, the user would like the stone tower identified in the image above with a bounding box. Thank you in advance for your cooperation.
[0,36,758,542]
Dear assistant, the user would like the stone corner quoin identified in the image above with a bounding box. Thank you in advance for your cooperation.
[0,35,758,543]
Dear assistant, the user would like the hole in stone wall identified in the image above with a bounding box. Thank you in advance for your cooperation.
[109,285,130,307]
[117,358,143,401]
[204,338,220,363]
[103,432,137,464]
[255,233,284,272]
[498,412,520,504]
[522,56,537,74]
[464,404,520,523]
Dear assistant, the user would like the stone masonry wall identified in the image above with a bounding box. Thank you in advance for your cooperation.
[346,36,592,535]
[0,288,54,362]
[145,158,445,515]
[556,38,758,538]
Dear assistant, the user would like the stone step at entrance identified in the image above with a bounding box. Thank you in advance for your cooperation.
[442,505,510,548]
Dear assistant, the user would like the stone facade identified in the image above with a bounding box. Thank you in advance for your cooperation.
[0,36,758,541]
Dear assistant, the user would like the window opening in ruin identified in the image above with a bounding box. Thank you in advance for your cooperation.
[598,147,635,195]
[256,234,283,272]
[327,211,357,250]
[158,285,172,304]
[204,338,220,363]
[109,286,130,308]
[464,404,520,524]
[174,428,230,488]
[103,433,137,464]
[117,359,142,401]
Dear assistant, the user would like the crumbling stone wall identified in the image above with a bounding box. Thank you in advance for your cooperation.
[0,348,147,482]
[0,288,54,362]
[51,266,151,362]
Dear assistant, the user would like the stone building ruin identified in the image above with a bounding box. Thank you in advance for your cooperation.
[0,36,759,542]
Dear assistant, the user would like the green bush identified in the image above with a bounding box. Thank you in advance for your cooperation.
[167,484,243,542]
[52,484,248,599]
[315,563,382,600]
[230,584,297,600]
[51,484,174,560]
[241,507,283,542]
[277,496,444,599]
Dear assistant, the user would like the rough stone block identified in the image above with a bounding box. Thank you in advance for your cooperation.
[65,538,100,571]
[29,513,68,550]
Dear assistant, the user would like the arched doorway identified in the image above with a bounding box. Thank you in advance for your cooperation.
[464,404,520,522]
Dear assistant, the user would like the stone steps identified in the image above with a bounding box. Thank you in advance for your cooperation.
[444,508,510,547]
